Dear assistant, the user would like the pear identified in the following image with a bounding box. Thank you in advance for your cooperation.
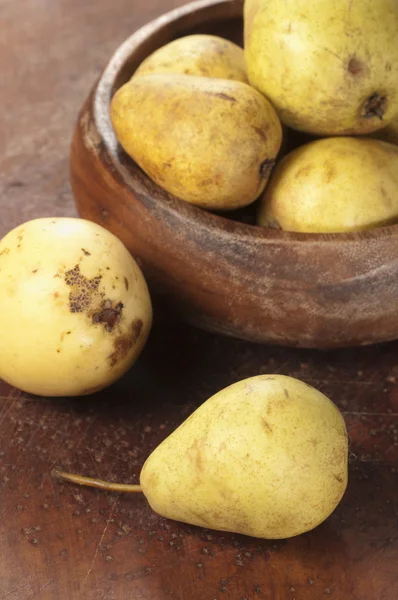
[133,34,248,83]
[55,375,348,540]
[257,137,398,233]
[110,73,282,210]
[0,218,152,397]
[245,0,398,135]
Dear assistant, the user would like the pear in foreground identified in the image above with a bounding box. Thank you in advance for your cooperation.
[140,375,348,539]
[56,375,348,539]
[0,218,152,396]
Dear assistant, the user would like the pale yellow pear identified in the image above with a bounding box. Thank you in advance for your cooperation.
[245,0,398,135]
[0,218,152,396]
[140,375,348,539]
[257,137,398,233]
[111,74,282,210]
[133,34,248,83]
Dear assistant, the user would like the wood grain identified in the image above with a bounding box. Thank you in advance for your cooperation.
[70,0,398,349]
[1,1,398,600]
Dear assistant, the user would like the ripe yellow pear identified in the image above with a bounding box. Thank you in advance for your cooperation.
[245,0,398,135]
[0,218,152,396]
[257,137,398,233]
[140,375,348,539]
[133,34,248,83]
[56,375,348,540]
[111,74,282,210]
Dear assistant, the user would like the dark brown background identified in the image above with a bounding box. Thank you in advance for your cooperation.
[1,1,398,599]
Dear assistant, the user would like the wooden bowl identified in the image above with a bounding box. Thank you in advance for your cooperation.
[70,0,398,349]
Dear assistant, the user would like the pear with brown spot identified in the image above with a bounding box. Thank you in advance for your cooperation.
[245,0,398,135]
[0,218,152,396]
[258,137,398,233]
[110,73,282,210]
[55,375,348,539]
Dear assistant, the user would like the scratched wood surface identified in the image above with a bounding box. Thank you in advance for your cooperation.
[1,1,398,599]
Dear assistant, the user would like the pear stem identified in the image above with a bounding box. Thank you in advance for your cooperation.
[52,469,143,493]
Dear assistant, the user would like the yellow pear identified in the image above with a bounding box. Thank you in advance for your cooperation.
[0,218,152,396]
[257,137,398,233]
[133,34,248,83]
[245,0,398,135]
[140,375,348,539]
[55,375,348,539]
[110,74,282,210]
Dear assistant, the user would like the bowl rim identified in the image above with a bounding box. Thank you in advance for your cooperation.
[93,0,398,245]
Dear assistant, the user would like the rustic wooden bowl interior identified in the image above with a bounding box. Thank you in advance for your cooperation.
[70,0,398,349]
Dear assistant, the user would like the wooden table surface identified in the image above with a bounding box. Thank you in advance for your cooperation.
[1,1,398,599]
